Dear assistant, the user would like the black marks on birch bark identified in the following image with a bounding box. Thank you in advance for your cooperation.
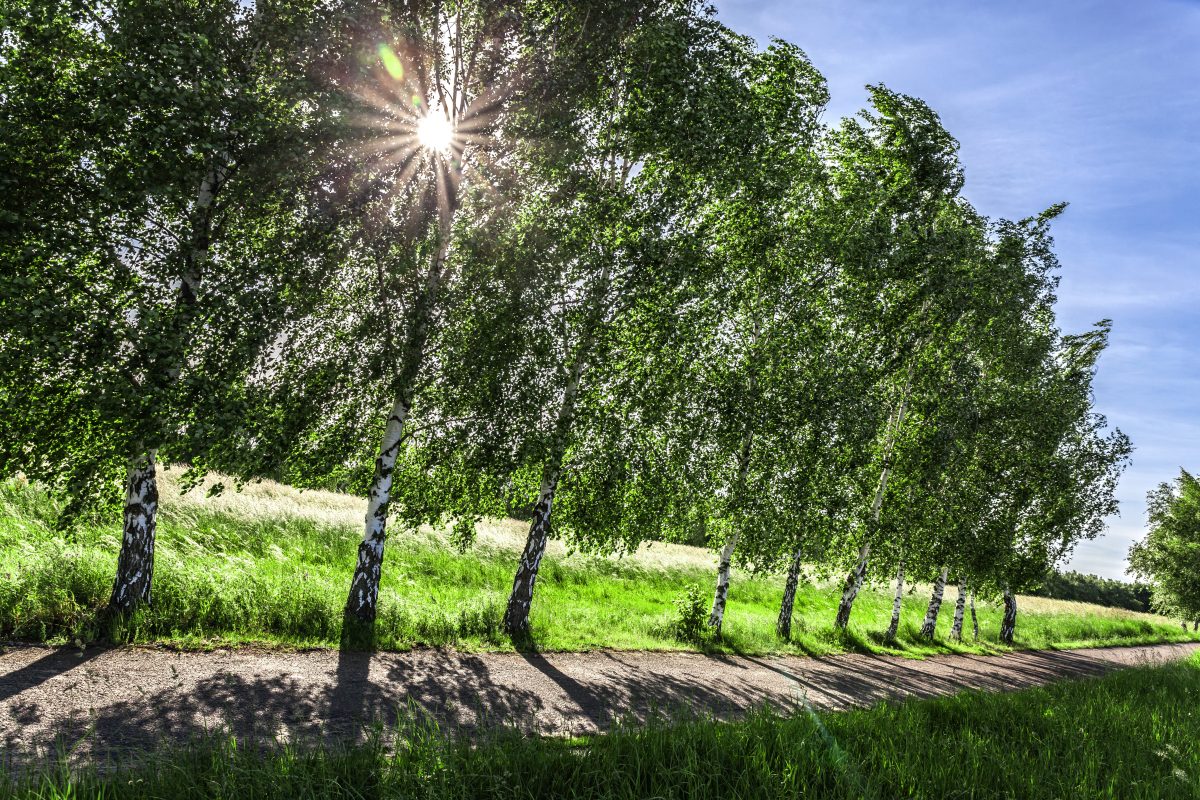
[345,403,409,625]
[108,452,159,614]
[345,537,386,625]
[835,545,869,630]
[949,581,967,641]
[1000,588,1017,644]
[776,547,804,640]
[708,534,740,636]
[502,482,555,636]
[919,566,948,639]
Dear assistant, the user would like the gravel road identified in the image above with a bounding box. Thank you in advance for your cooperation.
[2,640,1195,764]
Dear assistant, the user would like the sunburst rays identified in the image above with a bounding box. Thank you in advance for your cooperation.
[344,26,515,223]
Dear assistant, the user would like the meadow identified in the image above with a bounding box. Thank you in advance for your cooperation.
[7,650,1200,799]
[1,468,1194,656]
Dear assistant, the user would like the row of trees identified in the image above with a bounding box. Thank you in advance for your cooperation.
[2,0,1130,646]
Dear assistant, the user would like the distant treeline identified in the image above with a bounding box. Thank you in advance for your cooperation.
[1030,571,1153,613]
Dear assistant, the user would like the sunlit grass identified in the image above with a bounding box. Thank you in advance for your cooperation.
[0,469,1195,655]
[7,652,1200,799]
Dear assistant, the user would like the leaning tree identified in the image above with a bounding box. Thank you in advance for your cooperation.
[0,0,339,615]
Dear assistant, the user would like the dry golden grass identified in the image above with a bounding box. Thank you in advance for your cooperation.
[1016,595,1164,622]
[159,466,722,571]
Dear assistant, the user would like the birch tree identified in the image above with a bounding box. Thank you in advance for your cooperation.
[0,0,338,615]
[251,0,661,630]
[483,12,776,635]
[653,42,836,637]
[968,312,1130,644]
[820,88,985,631]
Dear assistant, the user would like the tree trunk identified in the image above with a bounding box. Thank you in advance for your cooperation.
[835,543,870,629]
[776,545,804,640]
[107,158,226,618]
[708,317,760,638]
[1000,587,1017,644]
[344,399,409,623]
[836,370,913,630]
[501,472,559,635]
[708,532,741,635]
[501,344,588,636]
[884,558,905,641]
[344,197,455,625]
[970,590,979,641]
[919,565,949,639]
[1194,619,1198,632]
[949,581,967,641]
[108,450,160,613]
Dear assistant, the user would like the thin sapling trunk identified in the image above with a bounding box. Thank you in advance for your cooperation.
[884,558,905,642]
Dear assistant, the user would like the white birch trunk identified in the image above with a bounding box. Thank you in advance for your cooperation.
[344,198,455,626]
[949,581,967,641]
[708,532,741,634]
[835,542,870,629]
[108,450,159,613]
[884,558,905,641]
[709,426,754,637]
[344,398,410,623]
[776,545,804,640]
[501,471,559,635]
[919,565,948,639]
[709,318,759,638]
[835,370,913,629]
[1000,587,1017,644]
[501,367,583,636]
[109,159,226,616]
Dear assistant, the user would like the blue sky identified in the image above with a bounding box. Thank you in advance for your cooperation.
[713,0,1200,579]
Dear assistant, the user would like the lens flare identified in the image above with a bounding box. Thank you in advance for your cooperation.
[377,44,404,81]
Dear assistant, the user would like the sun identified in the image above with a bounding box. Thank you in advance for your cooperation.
[416,113,454,152]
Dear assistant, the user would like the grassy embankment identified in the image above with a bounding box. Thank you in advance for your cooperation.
[7,651,1200,799]
[1,468,1194,655]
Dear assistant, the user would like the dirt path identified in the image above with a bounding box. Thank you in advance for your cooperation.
[2,641,1196,763]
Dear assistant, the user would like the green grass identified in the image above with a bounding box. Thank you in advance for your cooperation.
[8,652,1200,799]
[1,471,1195,656]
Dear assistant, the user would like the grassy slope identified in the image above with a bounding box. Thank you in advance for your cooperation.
[1,468,1194,656]
[9,653,1200,799]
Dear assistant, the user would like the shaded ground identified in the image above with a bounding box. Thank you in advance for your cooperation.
[2,640,1196,766]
